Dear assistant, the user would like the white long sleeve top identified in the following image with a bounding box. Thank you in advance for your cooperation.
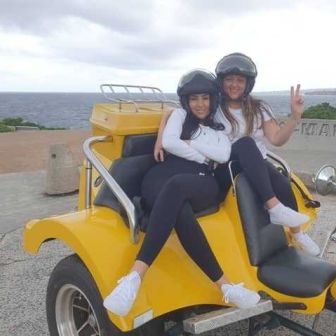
[162,108,231,164]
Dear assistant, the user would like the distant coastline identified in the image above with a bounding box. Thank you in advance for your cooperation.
[304,90,336,95]
[256,88,336,95]
[1,92,336,130]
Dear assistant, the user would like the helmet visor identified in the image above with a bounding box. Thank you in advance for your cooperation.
[216,54,257,78]
[178,69,216,90]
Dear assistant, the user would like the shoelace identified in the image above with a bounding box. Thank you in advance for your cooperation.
[224,282,244,303]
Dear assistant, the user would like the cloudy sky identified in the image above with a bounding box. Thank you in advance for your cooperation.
[1,0,335,92]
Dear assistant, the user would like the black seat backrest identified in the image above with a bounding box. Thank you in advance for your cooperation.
[235,173,288,266]
[94,134,157,213]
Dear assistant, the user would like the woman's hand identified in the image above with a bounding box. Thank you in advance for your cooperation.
[154,108,175,162]
[290,84,304,121]
[264,84,304,146]
[154,136,165,162]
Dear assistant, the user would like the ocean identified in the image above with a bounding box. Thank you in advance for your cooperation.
[1,92,336,129]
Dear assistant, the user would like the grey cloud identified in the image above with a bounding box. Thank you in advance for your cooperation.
[0,0,153,34]
[2,0,297,35]
[47,26,214,70]
[174,0,321,27]
[4,0,314,72]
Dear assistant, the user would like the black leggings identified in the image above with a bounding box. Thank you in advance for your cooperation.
[137,155,223,282]
[215,136,297,210]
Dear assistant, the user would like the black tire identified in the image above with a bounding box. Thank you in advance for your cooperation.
[47,254,121,336]
[46,254,165,336]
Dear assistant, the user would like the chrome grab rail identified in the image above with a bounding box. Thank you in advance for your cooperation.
[83,136,139,244]
[100,84,179,112]
[266,151,291,176]
[228,160,237,196]
[320,226,336,258]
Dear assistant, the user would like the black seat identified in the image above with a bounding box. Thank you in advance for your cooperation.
[236,173,336,298]
[258,247,336,297]
[94,134,157,214]
[94,134,219,225]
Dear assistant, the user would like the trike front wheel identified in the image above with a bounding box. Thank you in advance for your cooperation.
[46,254,119,336]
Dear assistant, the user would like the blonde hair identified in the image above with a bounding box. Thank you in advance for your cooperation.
[220,95,276,136]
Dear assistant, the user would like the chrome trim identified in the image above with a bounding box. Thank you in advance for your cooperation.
[83,136,139,244]
[228,160,236,196]
[55,284,102,336]
[266,151,291,175]
[319,226,336,258]
[85,159,92,209]
[100,84,179,112]
[313,164,336,195]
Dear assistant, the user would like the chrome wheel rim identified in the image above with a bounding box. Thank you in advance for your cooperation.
[55,284,101,336]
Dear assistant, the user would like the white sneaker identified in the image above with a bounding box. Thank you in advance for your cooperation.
[103,271,141,316]
[269,203,310,228]
[293,232,321,256]
[222,283,260,309]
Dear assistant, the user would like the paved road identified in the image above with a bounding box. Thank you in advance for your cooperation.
[0,170,78,234]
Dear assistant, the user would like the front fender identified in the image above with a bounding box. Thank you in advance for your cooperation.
[23,208,136,302]
[23,206,236,331]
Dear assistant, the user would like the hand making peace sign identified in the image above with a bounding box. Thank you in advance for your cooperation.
[290,84,304,121]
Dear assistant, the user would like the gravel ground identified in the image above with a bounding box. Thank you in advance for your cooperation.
[0,192,335,336]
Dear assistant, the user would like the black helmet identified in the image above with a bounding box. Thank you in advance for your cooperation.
[177,69,218,97]
[215,52,257,95]
[177,69,219,111]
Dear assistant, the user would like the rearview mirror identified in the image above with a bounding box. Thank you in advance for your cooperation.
[312,165,336,195]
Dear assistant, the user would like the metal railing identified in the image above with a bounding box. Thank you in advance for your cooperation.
[100,84,179,112]
[83,136,139,244]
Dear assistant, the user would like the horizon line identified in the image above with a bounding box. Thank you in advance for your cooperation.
[0,88,335,94]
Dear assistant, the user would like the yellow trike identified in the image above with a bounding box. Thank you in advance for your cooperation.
[23,85,336,336]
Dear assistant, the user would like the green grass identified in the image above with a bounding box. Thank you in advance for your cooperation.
[0,117,66,132]
[302,102,336,120]
[0,122,14,132]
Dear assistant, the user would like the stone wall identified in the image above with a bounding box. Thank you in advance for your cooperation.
[277,118,336,151]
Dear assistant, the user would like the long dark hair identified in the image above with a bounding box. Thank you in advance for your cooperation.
[180,94,225,140]
[220,95,275,136]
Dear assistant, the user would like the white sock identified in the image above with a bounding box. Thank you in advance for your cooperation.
[126,271,142,286]
[268,202,285,215]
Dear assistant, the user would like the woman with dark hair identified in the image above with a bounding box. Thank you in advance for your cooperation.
[154,53,320,257]
[103,69,261,317]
